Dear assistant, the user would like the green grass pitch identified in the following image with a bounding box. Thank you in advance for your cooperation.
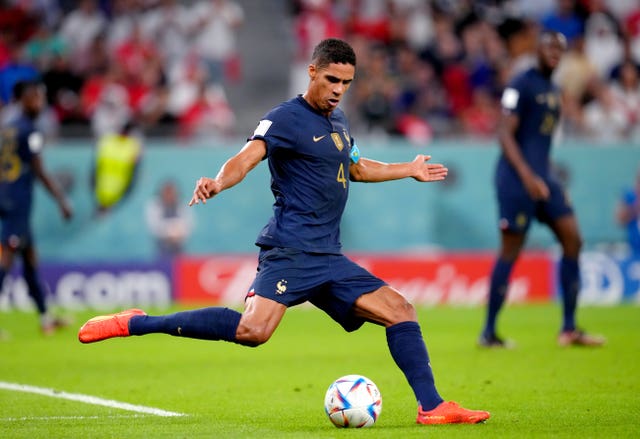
[1,304,639,438]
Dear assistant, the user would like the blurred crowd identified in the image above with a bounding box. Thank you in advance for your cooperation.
[0,0,242,140]
[1,0,639,144]
[291,0,640,144]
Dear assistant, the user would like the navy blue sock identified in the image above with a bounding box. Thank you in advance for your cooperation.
[559,256,579,332]
[482,258,514,337]
[386,321,443,411]
[23,263,47,314]
[129,307,242,342]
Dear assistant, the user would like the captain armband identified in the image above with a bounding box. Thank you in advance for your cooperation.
[350,143,360,164]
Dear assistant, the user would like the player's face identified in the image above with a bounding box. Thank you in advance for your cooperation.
[23,86,45,115]
[539,34,566,71]
[305,62,355,115]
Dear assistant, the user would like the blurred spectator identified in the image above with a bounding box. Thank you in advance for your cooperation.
[145,180,194,258]
[58,0,107,65]
[553,35,600,132]
[290,0,343,96]
[41,54,84,124]
[0,44,40,105]
[460,86,500,138]
[178,82,235,140]
[616,167,640,256]
[22,25,68,71]
[623,2,640,62]
[191,0,245,84]
[580,79,629,142]
[93,121,142,215]
[0,1,38,45]
[609,61,640,139]
[140,0,192,73]
[351,44,397,136]
[541,0,584,42]
[583,0,625,77]
[106,0,144,51]
[84,66,132,137]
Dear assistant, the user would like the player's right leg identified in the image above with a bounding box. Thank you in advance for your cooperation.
[479,229,526,348]
[78,295,287,346]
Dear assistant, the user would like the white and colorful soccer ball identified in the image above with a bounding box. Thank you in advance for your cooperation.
[324,374,382,428]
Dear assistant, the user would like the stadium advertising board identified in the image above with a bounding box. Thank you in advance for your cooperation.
[567,251,640,305]
[0,262,173,311]
[174,253,553,305]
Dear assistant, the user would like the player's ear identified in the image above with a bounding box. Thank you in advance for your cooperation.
[308,64,317,80]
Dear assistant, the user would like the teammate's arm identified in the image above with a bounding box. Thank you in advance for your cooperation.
[349,154,447,183]
[31,155,73,220]
[189,139,266,205]
[499,113,549,200]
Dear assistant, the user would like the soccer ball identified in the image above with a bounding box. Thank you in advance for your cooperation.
[324,374,382,428]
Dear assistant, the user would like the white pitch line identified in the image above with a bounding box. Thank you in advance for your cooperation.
[0,381,186,417]
[1,415,146,422]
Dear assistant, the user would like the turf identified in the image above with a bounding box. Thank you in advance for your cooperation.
[1,304,638,438]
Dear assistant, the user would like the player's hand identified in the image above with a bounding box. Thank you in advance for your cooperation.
[59,199,73,221]
[189,177,220,206]
[523,174,550,200]
[411,154,448,182]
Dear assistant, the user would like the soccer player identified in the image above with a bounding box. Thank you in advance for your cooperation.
[478,31,605,348]
[0,80,73,334]
[79,38,490,425]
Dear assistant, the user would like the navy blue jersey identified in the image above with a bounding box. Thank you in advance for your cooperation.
[497,67,561,185]
[250,96,356,254]
[0,112,42,216]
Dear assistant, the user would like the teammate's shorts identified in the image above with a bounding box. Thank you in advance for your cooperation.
[0,213,32,250]
[497,177,573,233]
[247,247,386,332]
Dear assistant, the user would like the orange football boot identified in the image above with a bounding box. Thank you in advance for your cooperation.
[417,401,490,425]
[558,329,605,347]
[78,309,146,343]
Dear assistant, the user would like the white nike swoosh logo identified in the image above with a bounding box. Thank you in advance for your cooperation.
[313,135,326,142]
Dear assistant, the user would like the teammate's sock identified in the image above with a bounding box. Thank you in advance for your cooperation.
[483,258,514,336]
[559,256,579,332]
[386,321,443,411]
[128,307,241,342]
[23,263,47,314]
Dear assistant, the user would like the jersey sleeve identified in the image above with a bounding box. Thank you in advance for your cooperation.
[500,74,527,117]
[248,105,297,156]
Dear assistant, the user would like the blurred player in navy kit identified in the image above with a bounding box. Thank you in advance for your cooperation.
[79,38,490,425]
[478,32,605,348]
[0,81,73,335]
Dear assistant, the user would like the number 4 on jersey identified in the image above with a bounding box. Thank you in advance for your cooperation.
[336,163,347,188]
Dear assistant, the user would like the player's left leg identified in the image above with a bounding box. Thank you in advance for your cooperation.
[548,214,605,346]
[353,287,490,424]
[22,244,68,334]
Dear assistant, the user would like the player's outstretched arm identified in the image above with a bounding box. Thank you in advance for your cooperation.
[189,139,266,206]
[350,154,448,183]
[32,155,73,220]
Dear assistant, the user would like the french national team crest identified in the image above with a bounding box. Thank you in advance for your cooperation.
[331,133,344,151]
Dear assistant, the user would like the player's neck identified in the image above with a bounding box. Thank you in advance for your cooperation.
[536,64,554,78]
[301,92,332,117]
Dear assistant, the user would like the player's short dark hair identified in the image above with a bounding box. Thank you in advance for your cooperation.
[12,79,43,100]
[311,38,356,69]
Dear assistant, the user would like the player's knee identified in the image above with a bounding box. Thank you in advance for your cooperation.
[388,299,417,325]
[234,323,273,347]
[563,235,583,258]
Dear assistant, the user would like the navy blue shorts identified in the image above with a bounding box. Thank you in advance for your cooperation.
[497,178,573,233]
[248,247,386,332]
[0,213,32,250]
